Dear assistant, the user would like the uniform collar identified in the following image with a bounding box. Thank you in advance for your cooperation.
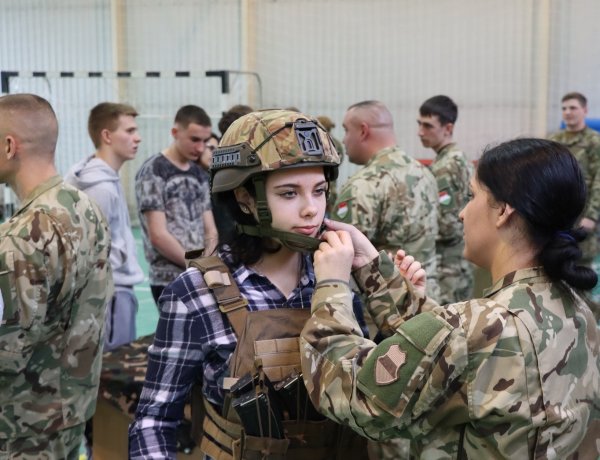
[366,146,400,166]
[483,266,545,298]
[436,142,456,157]
[560,126,592,145]
[12,175,63,218]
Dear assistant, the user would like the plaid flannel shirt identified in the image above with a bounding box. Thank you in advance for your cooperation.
[128,248,366,459]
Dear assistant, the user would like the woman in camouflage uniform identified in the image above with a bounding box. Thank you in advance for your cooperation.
[301,138,599,459]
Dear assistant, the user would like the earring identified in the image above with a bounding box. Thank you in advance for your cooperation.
[239,203,251,214]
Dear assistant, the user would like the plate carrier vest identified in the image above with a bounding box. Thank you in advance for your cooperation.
[187,253,368,460]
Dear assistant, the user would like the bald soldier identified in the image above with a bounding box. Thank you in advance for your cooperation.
[0,94,112,458]
[317,115,345,213]
[333,100,439,300]
[332,100,439,459]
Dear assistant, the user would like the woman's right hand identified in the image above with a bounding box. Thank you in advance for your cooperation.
[322,218,379,269]
[314,230,355,283]
[394,250,427,297]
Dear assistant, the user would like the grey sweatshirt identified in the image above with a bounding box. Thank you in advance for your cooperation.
[65,155,144,288]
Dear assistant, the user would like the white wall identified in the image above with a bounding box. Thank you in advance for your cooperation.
[547,0,600,128]
[2,0,599,200]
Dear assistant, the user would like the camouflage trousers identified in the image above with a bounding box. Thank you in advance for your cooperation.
[0,423,84,459]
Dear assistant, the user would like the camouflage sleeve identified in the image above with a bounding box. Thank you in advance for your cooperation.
[583,142,600,221]
[300,274,467,441]
[332,177,382,241]
[333,169,438,262]
[0,233,56,374]
[433,156,472,244]
[351,251,439,335]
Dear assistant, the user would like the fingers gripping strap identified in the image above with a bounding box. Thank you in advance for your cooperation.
[237,224,321,252]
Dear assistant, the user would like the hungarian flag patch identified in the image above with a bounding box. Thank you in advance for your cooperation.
[438,190,452,207]
[336,201,349,219]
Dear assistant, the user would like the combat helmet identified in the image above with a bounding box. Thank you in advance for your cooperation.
[211,109,340,251]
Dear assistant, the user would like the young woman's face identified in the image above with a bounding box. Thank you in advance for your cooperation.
[264,166,328,238]
[459,175,498,269]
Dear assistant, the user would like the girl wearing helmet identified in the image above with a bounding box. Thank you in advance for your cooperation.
[129,109,368,459]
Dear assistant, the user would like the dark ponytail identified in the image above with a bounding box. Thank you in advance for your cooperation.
[538,228,596,290]
[477,138,597,290]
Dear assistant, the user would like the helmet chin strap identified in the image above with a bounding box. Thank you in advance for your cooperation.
[236,224,321,252]
[238,175,322,252]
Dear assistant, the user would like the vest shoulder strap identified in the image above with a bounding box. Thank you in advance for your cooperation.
[186,252,249,338]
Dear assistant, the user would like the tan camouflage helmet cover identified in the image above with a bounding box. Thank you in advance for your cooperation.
[317,115,335,131]
[211,109,340,193]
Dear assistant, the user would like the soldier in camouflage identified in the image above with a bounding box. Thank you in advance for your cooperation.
[548,92,600,269]
[317,115,344,213]
[333,100,439,459]
[0,94,113,458]
[418,95,473,304]
[301,138,600,459]
[333,100,440,302]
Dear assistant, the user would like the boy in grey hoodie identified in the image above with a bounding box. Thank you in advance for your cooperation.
[65,102,144,351]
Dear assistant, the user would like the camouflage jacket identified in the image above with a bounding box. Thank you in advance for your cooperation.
[0,176,113,440]
[332,146,440,298]
[549,127,600,221]
[301,253,599,459]
[430,143,473,303]
[429,143,472,248]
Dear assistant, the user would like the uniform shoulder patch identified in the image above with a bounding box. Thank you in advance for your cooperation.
[438,190,452,207]
[335,201,350,219]
[332,184,357,223]
[375,344,406,385]
[357,312,455,417]
[332,196,354,223]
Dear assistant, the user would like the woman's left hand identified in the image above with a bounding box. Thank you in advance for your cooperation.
[314,230,355,283]
[394,249,427,297]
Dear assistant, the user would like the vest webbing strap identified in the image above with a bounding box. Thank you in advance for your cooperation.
[204,396,243,439]
[201,396,293,459]
[200,412,236,460]
[200,437,234,460]
[187,253,369,459]
[186,255,249,337]
[200,397,241,458]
